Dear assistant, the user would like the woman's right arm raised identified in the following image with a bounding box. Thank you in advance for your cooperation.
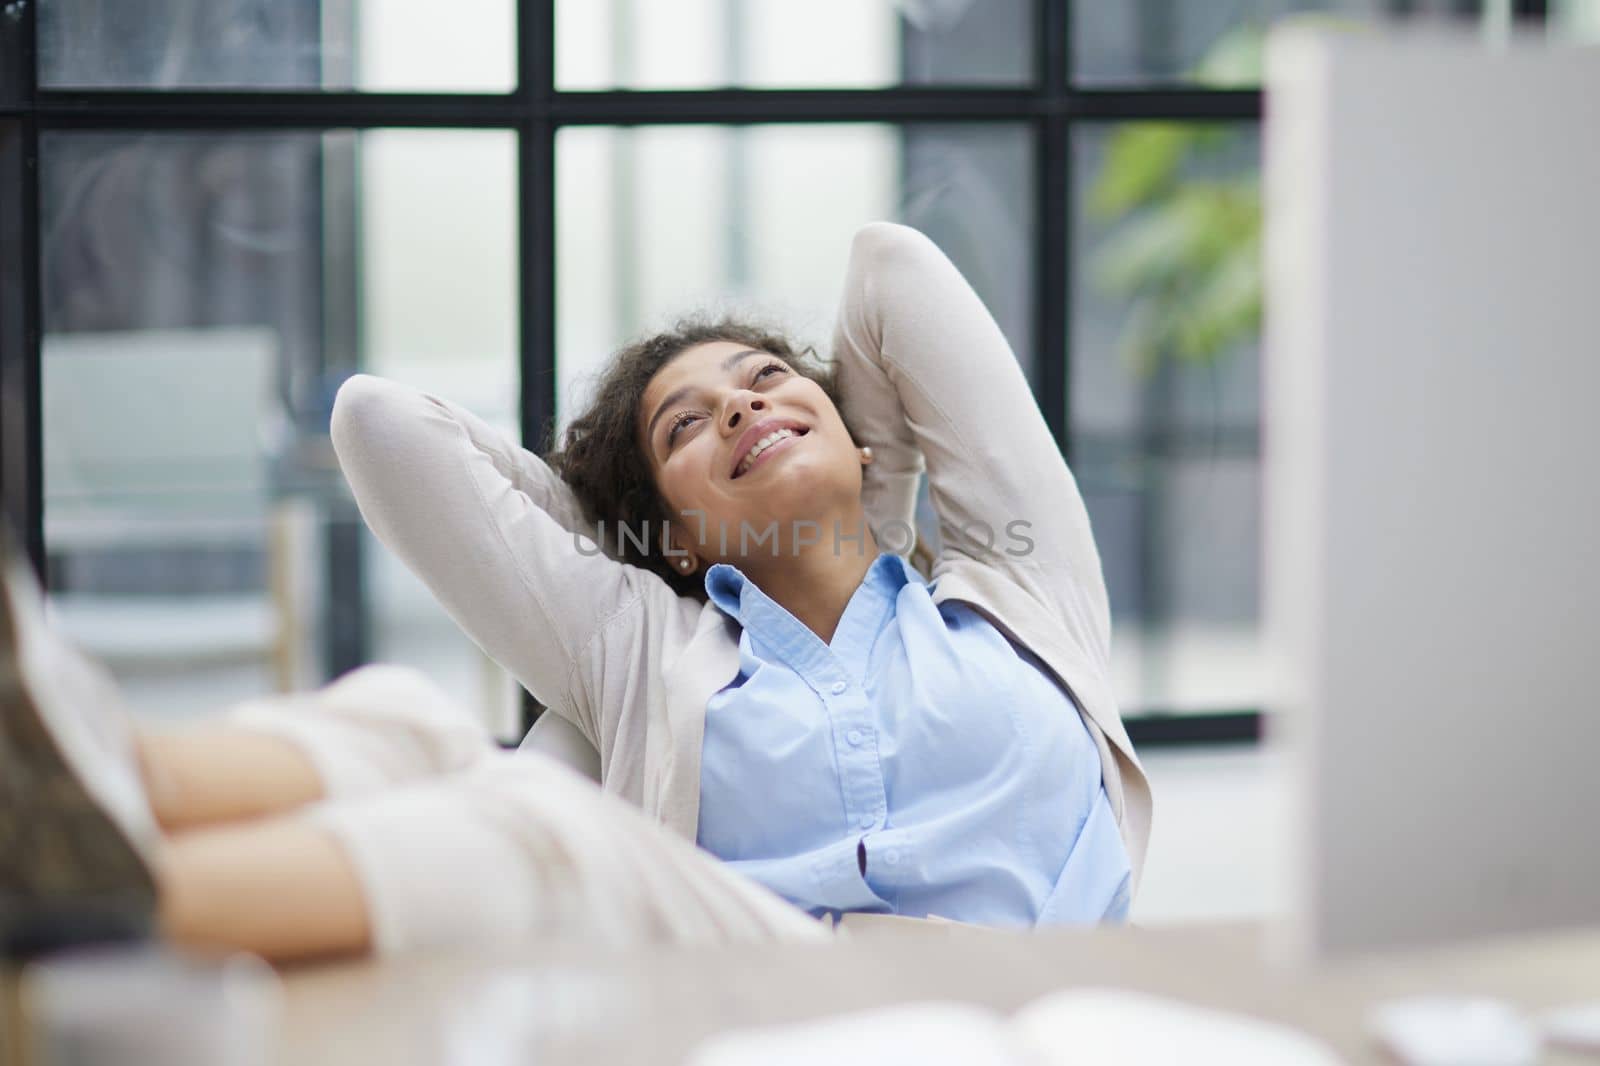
[329,374,667,748]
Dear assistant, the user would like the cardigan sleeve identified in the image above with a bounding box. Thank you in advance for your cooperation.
[830,222,1113,664]
[329,373,678,748]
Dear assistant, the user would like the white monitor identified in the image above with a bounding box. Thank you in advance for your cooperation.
[1262,26,1600,959]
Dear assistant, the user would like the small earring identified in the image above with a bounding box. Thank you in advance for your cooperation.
[859,446,874,463]
[678,557,693,572]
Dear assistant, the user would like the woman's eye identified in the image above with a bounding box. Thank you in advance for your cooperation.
[757,362,786,380]
[667,413,697,445]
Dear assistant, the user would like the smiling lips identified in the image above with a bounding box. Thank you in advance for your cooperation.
[731,420,810,479]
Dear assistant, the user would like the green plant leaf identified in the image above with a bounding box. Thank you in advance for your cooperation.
[1085,24,1277,374]
[1088,124,1194,219]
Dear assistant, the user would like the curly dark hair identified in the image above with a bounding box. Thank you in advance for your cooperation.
[545,314,848,602]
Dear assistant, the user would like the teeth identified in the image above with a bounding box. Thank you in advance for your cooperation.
[737,428,797,476]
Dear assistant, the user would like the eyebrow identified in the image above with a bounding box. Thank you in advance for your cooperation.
[645,349,766,445]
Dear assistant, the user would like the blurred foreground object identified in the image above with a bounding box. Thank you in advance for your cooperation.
[17,945,279,1066]
[687,987,1342,1065]
[1262,24,1600,958]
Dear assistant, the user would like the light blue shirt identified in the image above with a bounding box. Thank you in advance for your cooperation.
[696,551,1131,927]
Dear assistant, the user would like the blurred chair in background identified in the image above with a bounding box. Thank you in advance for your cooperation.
[41,327,312,697]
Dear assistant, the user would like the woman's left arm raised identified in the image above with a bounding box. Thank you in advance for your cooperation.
[832,222,1111,663]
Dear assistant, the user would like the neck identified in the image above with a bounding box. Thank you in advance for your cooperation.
[734,519,881,645]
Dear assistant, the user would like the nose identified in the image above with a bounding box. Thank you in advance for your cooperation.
[720,389,767,434]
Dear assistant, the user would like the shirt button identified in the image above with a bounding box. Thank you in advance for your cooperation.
[847,728,865,746]
[883,850,901,866]
[830,680,848,695]
[857,813,875,829]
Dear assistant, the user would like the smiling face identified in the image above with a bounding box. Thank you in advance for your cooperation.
[639,340,866,565]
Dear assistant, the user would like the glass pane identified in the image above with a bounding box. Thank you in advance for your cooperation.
[1071,122,1264,714]
[1554,0,1600,40]
[38,0,516,92]
[556,122,1034,432]
[1072,1,1377,87]
[557,0,1033,90]
[40,129,523,738]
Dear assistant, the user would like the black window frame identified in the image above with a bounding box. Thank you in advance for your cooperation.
[0,0,1548,748]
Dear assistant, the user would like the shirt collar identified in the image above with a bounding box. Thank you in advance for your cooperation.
[704,551,921,623]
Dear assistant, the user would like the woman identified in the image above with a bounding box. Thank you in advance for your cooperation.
[1,223,1151,962]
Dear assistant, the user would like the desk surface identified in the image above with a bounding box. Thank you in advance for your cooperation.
[275,922,1600,1065]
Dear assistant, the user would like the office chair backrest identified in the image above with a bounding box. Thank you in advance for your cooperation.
[42,327,280,537]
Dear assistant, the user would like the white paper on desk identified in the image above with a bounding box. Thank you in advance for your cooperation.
[685,989,1346,1066]
[688,1002,1025,1066]
[1012,988,1345,1066]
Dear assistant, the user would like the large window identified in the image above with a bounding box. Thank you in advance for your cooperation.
[0,0,1545,744]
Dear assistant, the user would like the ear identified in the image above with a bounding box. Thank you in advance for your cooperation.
[659,516,701,572]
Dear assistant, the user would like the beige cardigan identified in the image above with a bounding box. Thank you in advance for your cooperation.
[331,222,1154,895]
